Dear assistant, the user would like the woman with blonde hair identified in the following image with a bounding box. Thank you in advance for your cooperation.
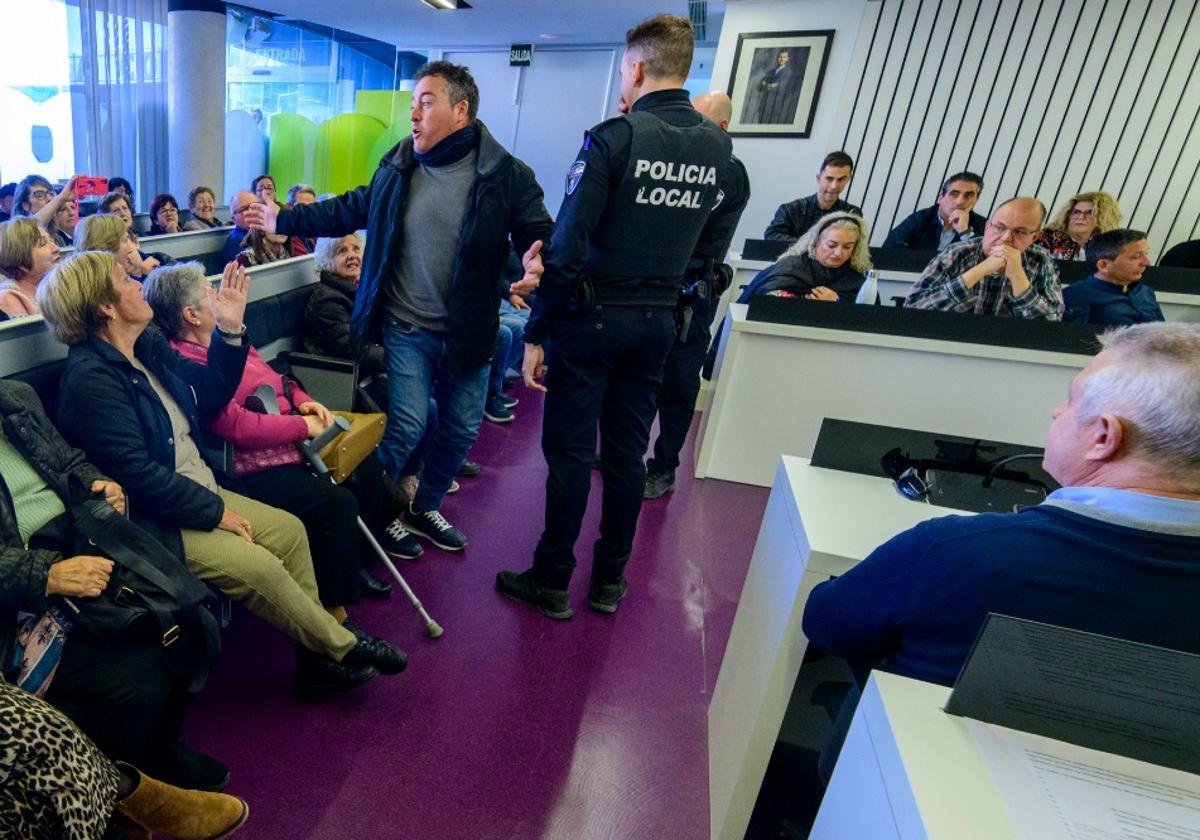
[74,213,160,281]
[1035,191,1121,261]
[39,252,400,701]
[0,217,60,318]
[739,211,873,302]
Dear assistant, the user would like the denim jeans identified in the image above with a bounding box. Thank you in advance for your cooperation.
[488,302,528,396]
[381,316,488,512]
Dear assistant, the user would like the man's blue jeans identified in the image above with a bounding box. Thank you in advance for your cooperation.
[380,316,488,513]
[488,301,528,396]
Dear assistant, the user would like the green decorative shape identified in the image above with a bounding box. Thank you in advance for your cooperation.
[312,113,388,195]
[267,113,318,193]
[368,123,413,169]
[356,90,413,127]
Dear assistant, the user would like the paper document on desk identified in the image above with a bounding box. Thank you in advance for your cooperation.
[966,719,1200,839]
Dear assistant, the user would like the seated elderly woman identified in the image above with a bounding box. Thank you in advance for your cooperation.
[236,227,309,267]
[38,252,402,701]
[0,679,248,839]
[1035,191,1121,261]
[0,218,61,318]
[182,186,224,231]
[143,261,413,614]
[148,193,182,236]
[739,211,872,302]
[15,175,82,243]
[49,195,77,248]
[99,190,135,227]
[0,377,226,790]
[74,212,157,283]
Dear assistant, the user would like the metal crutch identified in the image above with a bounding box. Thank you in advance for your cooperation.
[246,384,444,638]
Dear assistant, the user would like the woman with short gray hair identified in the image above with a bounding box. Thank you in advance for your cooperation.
[45,253,397,701]
[143,260,411,656]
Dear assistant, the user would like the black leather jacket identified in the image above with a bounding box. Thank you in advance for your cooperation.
[0,380,106,668]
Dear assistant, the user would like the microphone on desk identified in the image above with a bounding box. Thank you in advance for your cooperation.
[981,453,1045,488]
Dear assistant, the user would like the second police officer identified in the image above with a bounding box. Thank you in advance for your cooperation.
[497,13,735,619]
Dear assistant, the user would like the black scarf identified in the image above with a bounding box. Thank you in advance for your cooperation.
[413,123,479,168]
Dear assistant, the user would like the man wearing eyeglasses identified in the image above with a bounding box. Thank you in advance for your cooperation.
[905,196,1064,319]
[221,191,258,264]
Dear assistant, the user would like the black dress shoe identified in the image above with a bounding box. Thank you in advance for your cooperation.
[342,618,407,675]
[294,648,377,702]
[141,738,230,792]
[358,567,393,600]
[456,459,482,478]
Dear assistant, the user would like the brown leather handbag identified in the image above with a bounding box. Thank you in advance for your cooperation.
[316,411,385,484]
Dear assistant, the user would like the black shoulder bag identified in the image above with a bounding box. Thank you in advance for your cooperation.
[66,499,221,693]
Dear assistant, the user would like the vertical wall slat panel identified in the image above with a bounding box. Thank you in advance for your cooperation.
[835,0,1200,258]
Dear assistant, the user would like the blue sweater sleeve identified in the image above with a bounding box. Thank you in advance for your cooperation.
[801,522,932,660]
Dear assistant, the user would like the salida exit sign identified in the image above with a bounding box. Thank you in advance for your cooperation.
[510,44,533,66]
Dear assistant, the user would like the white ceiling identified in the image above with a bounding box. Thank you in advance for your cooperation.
[242,0,725,49]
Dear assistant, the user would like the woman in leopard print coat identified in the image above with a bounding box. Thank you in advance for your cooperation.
[0,677,248,839]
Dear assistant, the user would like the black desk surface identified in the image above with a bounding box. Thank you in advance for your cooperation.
[740,239,1200,294]
[811,418,1060,491]
[744,295,1104,356]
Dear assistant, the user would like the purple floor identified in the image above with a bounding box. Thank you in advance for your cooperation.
[186,382,768,839]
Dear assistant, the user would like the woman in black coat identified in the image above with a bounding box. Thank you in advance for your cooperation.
[739,212,872,303]
[0,379,225,790]
[40,252,398,702]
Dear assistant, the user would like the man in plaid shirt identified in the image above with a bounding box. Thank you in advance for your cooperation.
[905,197,1064,319]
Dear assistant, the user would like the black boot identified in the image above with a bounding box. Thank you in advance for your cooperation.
[589,555,630,614]
[139,692,230,792]
[139,738,230,793]
[294,647,377,703]
[358,567,393,600]
[496,570,572,620]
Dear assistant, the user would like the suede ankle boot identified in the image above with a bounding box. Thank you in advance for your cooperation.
[113,763,248,840]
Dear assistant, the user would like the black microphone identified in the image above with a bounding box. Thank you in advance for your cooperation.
[981,453,1044,488]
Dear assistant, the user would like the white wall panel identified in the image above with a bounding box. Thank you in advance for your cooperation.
[720,0,1200,258]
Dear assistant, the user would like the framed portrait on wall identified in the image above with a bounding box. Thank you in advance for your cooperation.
[727,30,834,137]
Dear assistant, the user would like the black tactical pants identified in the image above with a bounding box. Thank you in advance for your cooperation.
[648,294,719,475]
[533,304,676,590]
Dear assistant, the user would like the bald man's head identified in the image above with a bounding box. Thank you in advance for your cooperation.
[984,196,1047,252]
[692,91,733,131]
[230,190,260,230]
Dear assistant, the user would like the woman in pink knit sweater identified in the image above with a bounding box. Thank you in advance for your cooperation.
[141,262,416,649]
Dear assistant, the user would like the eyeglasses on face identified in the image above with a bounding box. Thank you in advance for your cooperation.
[986,220,1037,239]
[29,189,52,200]
[1069,208,1096,218]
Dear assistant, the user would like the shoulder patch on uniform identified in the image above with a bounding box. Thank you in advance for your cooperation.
[712,189,726,210]
[566,160,587,196]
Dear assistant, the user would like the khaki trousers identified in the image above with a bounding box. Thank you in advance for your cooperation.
[181,489,356,659]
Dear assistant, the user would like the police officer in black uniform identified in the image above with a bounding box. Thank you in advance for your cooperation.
[644,91,750,499]
[496,14,734,620]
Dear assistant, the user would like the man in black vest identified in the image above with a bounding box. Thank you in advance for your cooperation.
[644,91,750,499]
[497,14,733,619]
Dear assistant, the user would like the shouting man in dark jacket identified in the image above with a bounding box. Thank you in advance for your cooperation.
[246,61,553,552]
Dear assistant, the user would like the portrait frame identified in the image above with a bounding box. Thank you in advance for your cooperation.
[727,30,835,138]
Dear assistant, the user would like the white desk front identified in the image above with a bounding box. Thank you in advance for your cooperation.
[810,671,1017,839]
[707,456,964,840]
[694,303,1085,487]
